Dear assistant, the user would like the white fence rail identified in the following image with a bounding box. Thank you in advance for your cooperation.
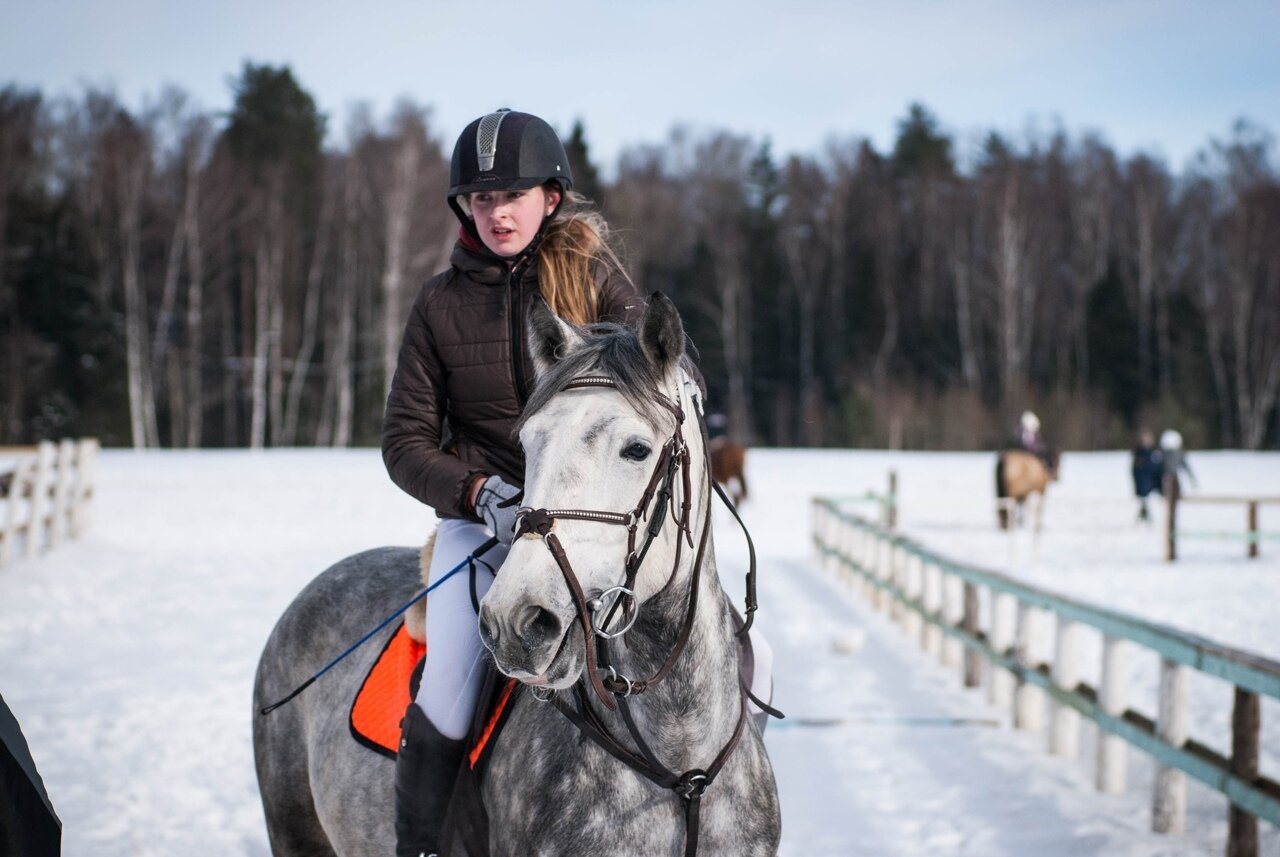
[0,438,99,566]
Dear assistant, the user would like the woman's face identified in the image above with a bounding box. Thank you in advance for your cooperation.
[469,185,560,257]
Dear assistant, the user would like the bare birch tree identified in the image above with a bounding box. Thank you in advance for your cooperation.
[780,155,828,445]
[687,132,756,438]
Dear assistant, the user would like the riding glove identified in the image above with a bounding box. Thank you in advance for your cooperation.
[474,475,522,544]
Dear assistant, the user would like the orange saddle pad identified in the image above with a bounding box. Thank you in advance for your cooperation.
[348,623,518,764]
[349,623,425,758]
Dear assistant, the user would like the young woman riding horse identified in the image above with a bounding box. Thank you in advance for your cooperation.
[252,295,781,856]
[379,109,774,855]
[380,108,639,854]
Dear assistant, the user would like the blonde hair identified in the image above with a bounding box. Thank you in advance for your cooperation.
[537,188,630,326]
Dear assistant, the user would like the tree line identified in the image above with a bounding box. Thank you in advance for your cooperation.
[2,64,1277,450]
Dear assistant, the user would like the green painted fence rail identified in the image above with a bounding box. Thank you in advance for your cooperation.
[1166,485,1280,561]
[813,494,1278,857]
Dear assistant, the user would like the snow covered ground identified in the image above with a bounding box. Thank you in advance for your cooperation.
[0,448,1276,855]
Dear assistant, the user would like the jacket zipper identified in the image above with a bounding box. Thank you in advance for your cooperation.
[508,265,529,406]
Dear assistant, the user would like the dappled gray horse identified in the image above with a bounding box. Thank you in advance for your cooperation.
[253,294,780,856]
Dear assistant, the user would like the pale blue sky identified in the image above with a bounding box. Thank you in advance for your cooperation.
[3,0,1278,172]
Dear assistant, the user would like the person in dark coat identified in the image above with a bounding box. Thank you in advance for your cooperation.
[1,692,61,856]
[1131,428,1163,522]
[381,109,644,855]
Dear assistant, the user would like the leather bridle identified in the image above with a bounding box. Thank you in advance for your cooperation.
[510,373,765,857]
[513,375,699,708]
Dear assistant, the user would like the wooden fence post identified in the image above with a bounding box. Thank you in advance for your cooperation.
[829,506,844,577]
[904,551,923,644]
[861,526,876,601]
[1153,658,1190,833]
[865,531,877,604]
[1051,620,1082,758]
[988,592,1016,709]
[1097,635,1130,794]
[71,438,98,537]
[1015,603,1044,733]
[886,470,898,529]
[25,441,54,559]
[942,571,963,668]
[875,537,892,613]
[840,517,857,586]
[812,500,825,566]
[1227,688,1260,857]
[962,582,981,687]
[923,561,943,657]
[50,439,75,548]
[1247,501,1258,560]
[1,459,32,566]
[890,543,905,625]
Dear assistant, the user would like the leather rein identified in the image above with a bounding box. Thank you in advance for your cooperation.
[510,374,768,857]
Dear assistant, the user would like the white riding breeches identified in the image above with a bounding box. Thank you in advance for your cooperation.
[413,518,777,738]
[415,518,506,740]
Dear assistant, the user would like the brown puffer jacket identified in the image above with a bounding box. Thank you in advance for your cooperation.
[382,240,644,519]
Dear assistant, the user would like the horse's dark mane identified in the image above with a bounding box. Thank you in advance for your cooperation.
[518,322,680,431]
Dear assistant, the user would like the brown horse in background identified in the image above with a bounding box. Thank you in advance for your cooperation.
[709,437,748,506]
[996,449,1060,531]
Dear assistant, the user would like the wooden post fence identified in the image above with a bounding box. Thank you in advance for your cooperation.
[1165,485,1280,561]
[0,438,99,566]
[813,491,1280,856]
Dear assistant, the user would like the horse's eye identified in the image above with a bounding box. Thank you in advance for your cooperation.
[621,442,651,462]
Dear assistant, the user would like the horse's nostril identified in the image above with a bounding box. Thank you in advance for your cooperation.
[515,605,562,646]
[478,605,499,651]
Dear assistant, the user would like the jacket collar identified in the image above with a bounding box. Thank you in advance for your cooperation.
[451,227,541,287]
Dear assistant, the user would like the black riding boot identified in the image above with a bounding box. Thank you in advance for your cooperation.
[396,702,466,857]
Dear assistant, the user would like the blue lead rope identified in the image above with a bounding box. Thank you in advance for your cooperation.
[259,536,500,715]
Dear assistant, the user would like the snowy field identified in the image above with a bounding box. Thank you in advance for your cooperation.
[0,447,1277,855]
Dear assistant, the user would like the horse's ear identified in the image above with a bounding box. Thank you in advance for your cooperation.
[528,296,584,378]
[639,292,685,378]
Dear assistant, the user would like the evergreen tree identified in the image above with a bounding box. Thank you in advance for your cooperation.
[563,120,604,206]
[892,102,955,179]
[220,63,326,447]
[224,62,325,204]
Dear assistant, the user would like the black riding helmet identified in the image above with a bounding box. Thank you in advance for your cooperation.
[448,109,574,254]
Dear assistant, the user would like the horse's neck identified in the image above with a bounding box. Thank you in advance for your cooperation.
[598,566,743,767]
[588,405,744,770]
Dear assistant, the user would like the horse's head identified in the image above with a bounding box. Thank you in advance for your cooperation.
[478,293,701,692]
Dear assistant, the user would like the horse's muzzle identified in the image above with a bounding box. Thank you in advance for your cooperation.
[478,601,574,680]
